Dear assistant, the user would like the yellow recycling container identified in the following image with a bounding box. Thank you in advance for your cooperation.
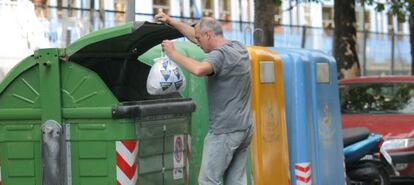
[247,46,290,185]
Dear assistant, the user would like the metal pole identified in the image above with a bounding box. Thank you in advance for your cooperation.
[391,28,395,75]
[89,0,95,27]
[301,26,307,48]
[68,0,72,17]
[125,0,135,22]
[289,0,292,25]
[81,0,84,16]
[66,28,72,47]
[296,0,299,25]
[180,0,184,17]
[362,3,367,76]
[363,30,367,76]
[239,0,243,31]
[99,0,105,28]
[58,0,62,11]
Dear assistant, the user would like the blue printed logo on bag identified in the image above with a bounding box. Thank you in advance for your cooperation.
[147,55,186,95]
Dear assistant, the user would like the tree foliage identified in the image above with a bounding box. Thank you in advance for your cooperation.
[362,0,412,21]
[365,0,414,75]
[341,83,414,113]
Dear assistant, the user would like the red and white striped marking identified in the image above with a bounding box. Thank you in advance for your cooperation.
[295,162,311,185]
[0,165,2,185]
[186,135,191,180]
[116,140,138,185]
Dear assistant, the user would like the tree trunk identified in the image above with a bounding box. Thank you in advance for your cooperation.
[410,14,414,75]
[333,0,361,79]
[254,0,275,46]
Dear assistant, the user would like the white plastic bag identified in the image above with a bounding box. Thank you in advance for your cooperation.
[146,54,186,95]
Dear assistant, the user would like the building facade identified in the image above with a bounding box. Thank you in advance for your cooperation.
[280,0,409,34]
[45,0,410,35]
[1,0,410,75]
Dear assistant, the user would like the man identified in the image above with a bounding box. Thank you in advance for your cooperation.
[155,11,253,185]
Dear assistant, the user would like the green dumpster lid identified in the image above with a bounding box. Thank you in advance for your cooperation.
[67,21,183,60]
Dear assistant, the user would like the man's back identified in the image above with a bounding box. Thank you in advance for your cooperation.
[205,40,252,134]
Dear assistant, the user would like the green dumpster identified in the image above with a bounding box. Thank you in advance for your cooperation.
[139,42,253,185]
[139,42,209,185]
[0,22,196,185]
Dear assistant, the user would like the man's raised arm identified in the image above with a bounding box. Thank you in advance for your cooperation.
[154,9,198,44]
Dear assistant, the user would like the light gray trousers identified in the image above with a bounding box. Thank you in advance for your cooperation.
[198,125,253,185]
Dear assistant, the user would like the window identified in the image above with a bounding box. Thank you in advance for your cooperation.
[322,6,334,28]
[356,10,370,30]
[398,22,404,33]
[322,7,333,21]
[388,13,394,33]
[220,0,230,20]
[202,0,214,16]
[364,11,370,29]
[204,0,213,9]
[387,14,406,34]
[275,5,282,25]
[304,3,311,26]
[153,0,169,15]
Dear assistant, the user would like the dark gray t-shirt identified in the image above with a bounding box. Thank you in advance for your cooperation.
[205,41,252,134]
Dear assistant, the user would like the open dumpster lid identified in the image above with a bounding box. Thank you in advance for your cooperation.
[65,21,185,102]
[0,22,185,101]
[67,21,183,60]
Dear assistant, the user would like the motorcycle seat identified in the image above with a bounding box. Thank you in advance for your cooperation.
[343,127,370,147]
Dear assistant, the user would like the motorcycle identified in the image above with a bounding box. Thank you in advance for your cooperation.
[343,127,398,185]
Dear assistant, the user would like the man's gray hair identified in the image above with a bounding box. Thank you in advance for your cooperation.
[199,17,223,36]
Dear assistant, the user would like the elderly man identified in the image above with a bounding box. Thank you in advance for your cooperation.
[155,11,253,185]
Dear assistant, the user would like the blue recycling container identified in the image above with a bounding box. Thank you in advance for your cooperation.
[269,48,346,185]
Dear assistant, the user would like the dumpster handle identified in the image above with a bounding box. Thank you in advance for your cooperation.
[41,120,65,185]
[112,98,196,119]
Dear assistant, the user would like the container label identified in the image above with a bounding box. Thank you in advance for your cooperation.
[259,61,275,83]
[316,63,330,83]
[319,104,336,147]
[174,135,184,168]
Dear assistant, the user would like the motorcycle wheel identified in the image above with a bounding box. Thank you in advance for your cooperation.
[366,168,390,185]
[348,168,391,185]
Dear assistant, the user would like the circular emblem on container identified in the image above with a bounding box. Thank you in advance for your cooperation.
[263,104,279,143]
[319,104,336,147]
